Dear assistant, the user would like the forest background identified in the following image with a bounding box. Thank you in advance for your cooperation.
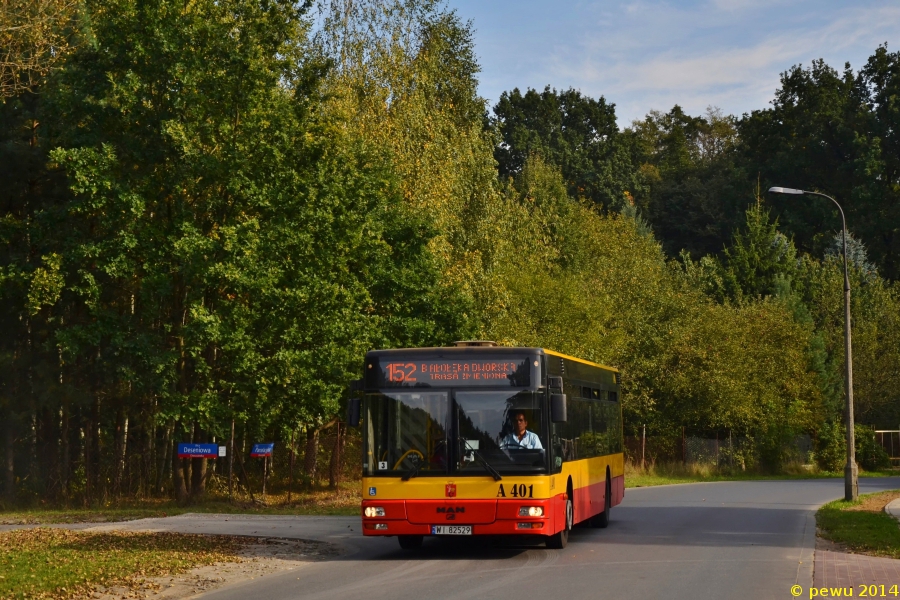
[1,0,899,505]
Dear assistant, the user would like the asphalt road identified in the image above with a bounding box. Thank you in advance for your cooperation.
[93,477,900,600]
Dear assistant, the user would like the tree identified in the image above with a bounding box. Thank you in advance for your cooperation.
[492,86,639,212]
[627,106,749,258]
[0,0,79,96]
[738,51,899,279]
[0,0,468,503]
[314,0,492,330]
[857,45,900,279]
[482,156,820,456]
[721,205,798,302]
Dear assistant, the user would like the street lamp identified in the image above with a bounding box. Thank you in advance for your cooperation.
[768,187,858,501]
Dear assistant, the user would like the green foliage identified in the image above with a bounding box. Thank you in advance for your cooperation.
[793,250,900,428]
[46,0,357,434]
[815,421,846,472]
[740,48,900,280]
[721,205,798,302]
[2,0,900,505]
[856,425,892,471]
[627,106,749,258]
[493,86,641,211]
[315,0,496,318]
[816,423,892,472]
[482,155,821,451]
[1,0,475,503]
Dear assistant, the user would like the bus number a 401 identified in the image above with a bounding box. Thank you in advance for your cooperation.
[496,484,533,498]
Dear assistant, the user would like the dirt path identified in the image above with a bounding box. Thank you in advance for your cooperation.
[90,537,341,599]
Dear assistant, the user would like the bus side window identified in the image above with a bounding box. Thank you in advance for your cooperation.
[604,400,622,453]
[574,396,603,459]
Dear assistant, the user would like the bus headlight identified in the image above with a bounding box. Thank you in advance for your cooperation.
[364,506,386,517]
[518,506,543,517]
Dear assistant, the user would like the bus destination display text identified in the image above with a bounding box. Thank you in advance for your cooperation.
[372,357,532,387]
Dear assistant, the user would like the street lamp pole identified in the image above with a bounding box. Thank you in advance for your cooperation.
[768,187,858,501]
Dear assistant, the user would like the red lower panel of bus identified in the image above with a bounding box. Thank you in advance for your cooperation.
[571,475,625,523]
[362,496,567,536]
[361,479,623,538]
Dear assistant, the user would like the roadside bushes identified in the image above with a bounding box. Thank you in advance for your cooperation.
[856,426,891,471]
[815,423,891,472]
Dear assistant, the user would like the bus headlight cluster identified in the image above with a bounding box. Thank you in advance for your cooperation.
[364,506,385,517]
[518,506,543,517]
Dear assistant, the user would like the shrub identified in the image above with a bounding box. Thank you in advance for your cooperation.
[815,421,846,472]
[855,425,891,471]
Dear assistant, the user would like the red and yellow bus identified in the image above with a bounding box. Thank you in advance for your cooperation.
[349,341,624,549]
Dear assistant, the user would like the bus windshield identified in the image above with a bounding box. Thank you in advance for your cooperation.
[364,389,547,476]
[365,391,449,476]
[455,390,546,474]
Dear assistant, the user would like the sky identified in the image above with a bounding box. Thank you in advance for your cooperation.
[449,0,899,127]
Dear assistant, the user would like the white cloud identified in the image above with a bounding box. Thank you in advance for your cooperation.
[453,0,899,124]
[537,1,900,122]
[708,0,791,12]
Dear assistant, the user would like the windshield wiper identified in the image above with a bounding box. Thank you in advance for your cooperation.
[466,445,502,481]
[401,460,419,481]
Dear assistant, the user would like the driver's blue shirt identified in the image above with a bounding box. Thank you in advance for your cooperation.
[501,430,543,450]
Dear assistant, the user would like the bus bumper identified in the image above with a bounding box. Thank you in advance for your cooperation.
[360,495,567,536]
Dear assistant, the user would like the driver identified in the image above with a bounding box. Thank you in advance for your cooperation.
[501,411,543,450]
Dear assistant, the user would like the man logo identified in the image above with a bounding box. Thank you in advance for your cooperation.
[437,506,464,520]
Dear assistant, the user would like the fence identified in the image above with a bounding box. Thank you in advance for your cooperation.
[624,430,812,469]
[876,430,900,467]
[2,421,362,506]
[212,428,362,504]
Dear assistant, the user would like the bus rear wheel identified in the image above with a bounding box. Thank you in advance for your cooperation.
[547,495,573,549]
[398,535,423,550]
[590,479,611,529]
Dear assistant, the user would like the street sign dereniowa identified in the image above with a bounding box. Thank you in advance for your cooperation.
[177,443,219,458]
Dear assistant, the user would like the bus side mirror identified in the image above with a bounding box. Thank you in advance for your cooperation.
[548,376,563,391]
[551,394,567,423]
[347,397,361,427]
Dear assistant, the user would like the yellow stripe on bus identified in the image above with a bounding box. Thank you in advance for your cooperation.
[542,349,620,373]
[363,454,625,500]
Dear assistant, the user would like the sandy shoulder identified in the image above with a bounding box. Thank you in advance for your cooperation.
[90,537,341,599]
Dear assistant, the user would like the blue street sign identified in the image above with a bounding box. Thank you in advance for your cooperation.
[250,443,274,457]
[177,443,219,459]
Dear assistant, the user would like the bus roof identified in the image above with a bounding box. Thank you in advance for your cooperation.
[364,346,619,373]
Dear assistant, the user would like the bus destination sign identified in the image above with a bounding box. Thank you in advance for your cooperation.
[369,356,532,388]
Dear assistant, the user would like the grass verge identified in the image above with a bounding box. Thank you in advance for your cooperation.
[0,528,245,600]
[624,471,848,488]
[0,485,361,525]
[816,490,900,558]
[624,460,897,488]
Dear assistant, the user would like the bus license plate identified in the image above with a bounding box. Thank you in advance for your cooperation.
[431,525,472,535]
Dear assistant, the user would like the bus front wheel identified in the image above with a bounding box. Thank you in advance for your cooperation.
[398,535,423,550]
[546,496,573,549]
